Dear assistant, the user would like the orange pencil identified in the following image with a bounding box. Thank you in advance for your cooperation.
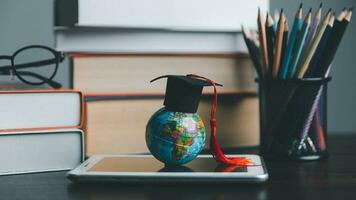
[272,10,285,78]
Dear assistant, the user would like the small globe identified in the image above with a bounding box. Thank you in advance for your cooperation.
[146,108,206,165]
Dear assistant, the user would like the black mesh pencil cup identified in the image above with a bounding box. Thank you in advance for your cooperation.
[257,77,331,160]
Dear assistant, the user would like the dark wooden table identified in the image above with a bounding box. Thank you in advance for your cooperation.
[1,135,355,200]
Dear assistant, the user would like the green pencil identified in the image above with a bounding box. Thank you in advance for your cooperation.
[279,3,303,79]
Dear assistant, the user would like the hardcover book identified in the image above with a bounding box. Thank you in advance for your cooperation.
[56,29,248,53]
[55,0,269,31]
[0,129,84,175]
[72,54,256,95]
[0,90,84,132]
[84,94,259,156]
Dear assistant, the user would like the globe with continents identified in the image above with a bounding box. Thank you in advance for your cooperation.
[146,108,206,165]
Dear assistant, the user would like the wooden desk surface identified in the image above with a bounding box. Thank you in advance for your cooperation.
[1,135,355,200]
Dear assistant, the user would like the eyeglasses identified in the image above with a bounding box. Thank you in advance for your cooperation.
[0,45,64,88]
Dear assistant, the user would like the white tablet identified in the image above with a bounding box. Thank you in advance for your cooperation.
[67,154,268,183]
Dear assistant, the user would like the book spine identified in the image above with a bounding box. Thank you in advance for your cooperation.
[83,92,257,102]
[0,90,85,132]
[0,129,84,175]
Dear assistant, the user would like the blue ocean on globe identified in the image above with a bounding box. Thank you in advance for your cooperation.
[146,108,206,165]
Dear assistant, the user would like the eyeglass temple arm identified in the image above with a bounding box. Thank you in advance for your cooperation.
[0,59,56,71]
[0,54,63,88]
[12,58,59,70]
[0,56,13,71]
[17,71,62,88]
[0,70,62,88]
[0,58,62,88]
[0,53,64,71]
[0,55,12,60]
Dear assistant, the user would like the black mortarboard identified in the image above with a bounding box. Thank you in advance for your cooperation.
[150,75,222,113]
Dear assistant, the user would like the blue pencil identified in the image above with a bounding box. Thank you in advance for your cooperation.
[279,3,303,79]
[288,9,312,78]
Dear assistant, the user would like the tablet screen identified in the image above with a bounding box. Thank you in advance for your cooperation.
[88,156,249,173]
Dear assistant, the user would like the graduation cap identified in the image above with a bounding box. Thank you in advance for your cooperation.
[150,75,222,113]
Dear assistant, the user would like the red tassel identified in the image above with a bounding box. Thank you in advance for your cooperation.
[188,74,254,166]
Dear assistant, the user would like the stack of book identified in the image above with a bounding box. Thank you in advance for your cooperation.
[0,91,84,175]
[75,54,259,156]
[55,0,269,156]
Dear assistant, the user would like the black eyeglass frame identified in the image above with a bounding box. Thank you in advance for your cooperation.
[0,45,64,88]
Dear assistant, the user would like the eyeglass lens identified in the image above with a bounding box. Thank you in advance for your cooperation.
[13,47,57,84]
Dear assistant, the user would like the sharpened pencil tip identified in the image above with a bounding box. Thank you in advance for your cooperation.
[330,13,335,18]
[299,3,303,9]
[241,25,248,37]
[306,8,312,22]
[350,7,354,11]
[316,3,322,18]
[296,4,303,18]
[328,14,335,25]
[267,12,275,26]
[327,8,332,14]
[279,8,284,20]
[342,7,346,11]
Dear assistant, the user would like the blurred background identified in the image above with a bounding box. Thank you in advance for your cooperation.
[0,0,355,134]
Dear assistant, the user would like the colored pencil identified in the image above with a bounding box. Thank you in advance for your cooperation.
[305,14,335,77]
[245,5,351,80]
[325,7,353,76]
[314,8,352,77]
[337,7,348,21]
[280,3,303,79]
[288,8,312,78]
[273,10,279,31]
[278,21,289,78]
[251,31,260,47]
[257,8,269,76]
[302,3,322,57]
[296,9,331,78]
[313,106,327,151]
[272,10,285,78]
[266,13,276,77]
[274,10,280,24]
[245,5,352,158]
[242,26,263,77]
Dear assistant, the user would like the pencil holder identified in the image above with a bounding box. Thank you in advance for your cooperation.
[256,77,331,160]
